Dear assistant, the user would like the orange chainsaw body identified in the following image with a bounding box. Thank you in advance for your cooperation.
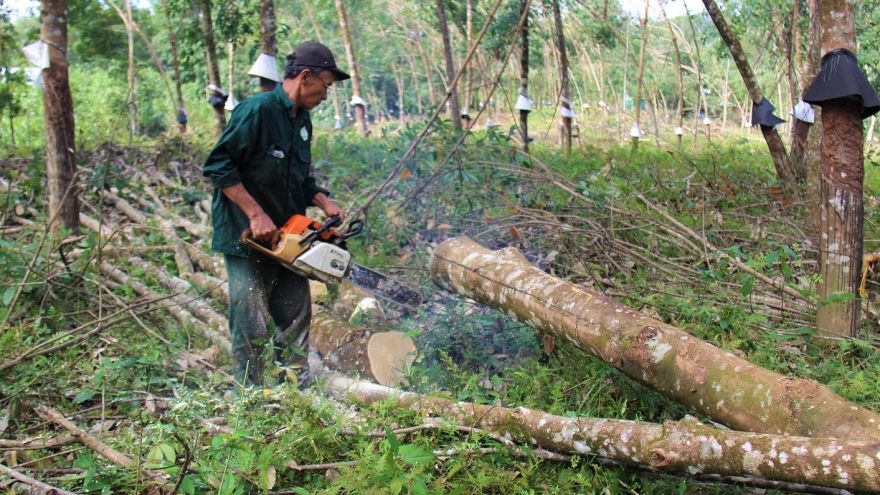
[242,214,342,265]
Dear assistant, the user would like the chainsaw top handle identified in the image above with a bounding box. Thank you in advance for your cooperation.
[298,215,342,247]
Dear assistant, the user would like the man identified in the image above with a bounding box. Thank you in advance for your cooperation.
[203,41,349,386]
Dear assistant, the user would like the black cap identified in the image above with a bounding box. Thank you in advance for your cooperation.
[286,41,351,81]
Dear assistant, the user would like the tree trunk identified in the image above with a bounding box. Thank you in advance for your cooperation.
[302,0,343,126]
[227,42,234,100]
[429,236,880,442]
[199,0,225,135]
[518,0,529,152]
[335,0,367,135]
[41,0,79,233]
[162,0,186,133]
[310,308,416,387]
[657,1,684,150]
[259,0,277,92]
[632,1,648,148]
[465,0,473,114]
[551,0,570,154]
[414,21,438,108]
[701,0,802,201]
[435,0,462,131]
[325,373,880,493]
[124,0,136,140]
[814,0,863,339]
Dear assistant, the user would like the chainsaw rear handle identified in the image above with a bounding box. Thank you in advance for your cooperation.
[240,229,278,257]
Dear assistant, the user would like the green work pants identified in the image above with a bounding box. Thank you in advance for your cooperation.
[225,254,311,386]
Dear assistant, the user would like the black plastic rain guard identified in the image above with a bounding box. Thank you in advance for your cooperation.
[803,48,880,119]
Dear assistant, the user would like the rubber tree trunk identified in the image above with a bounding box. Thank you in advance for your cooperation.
[41,0,79,233]
[302,0,343,125]
[518,0,529,152]
[701,0,803,201]
[335,0,367,135]
[814,0,864,339]
[325,373,880,492]
[657,2,684,150]
[162,0,186,133]
[429,237,880,442]
[551,0,570,154]
[124,0,136,140]
[632,1,648,148]
[199,0,225,135]
[259,0,277,92]
[414,21,438,108]
[435,0,462,131]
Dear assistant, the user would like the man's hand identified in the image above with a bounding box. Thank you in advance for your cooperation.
[312,193,346,222]
[221,183,279,245]
[249,211,280,245]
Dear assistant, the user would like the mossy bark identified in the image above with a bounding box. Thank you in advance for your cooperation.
[429,237,880,442]
[324,373,880,492]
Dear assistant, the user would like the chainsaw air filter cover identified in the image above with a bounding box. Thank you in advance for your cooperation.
[751,97,786,128]
[803,48,880,119]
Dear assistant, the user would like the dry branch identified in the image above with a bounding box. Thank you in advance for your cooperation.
[323,373,880,493]
[429,236,880,442]
[35,406,134,467]
[0,463,78,495]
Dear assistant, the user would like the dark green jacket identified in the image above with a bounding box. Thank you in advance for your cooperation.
[203,84,330,258]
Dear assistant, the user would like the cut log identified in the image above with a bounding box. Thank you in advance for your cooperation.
[323,372,880,493]
[429,236,880,442]
[310,308,416,387]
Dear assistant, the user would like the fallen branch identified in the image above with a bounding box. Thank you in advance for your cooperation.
[0,462,78,495]
[323,372,880,492]
[429,236,880,442]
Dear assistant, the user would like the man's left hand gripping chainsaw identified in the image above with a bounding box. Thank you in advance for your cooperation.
[241,215,422,309]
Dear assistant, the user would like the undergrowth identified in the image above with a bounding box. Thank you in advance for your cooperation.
[1,125,880,494]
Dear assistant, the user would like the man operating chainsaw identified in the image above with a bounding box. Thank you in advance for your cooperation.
[203,41,349,387]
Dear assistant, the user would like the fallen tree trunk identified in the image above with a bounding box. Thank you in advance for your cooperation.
[323,373,880,493]
[429,236,880,442]
[310,308,416,387]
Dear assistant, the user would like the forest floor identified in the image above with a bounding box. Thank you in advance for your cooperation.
[2,124,880,495]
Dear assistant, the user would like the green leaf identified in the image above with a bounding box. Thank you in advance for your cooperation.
[288,488,311,495]
[158,443,176,463]
[398,444,434,466]
[411,475,429,495]
[740,276,755,296]
[2,286,15,306]
[385,426,399,456]
[180,475,195,495]
[73,389,97,404]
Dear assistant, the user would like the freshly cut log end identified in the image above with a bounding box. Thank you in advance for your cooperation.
[310,308,416,387]
[429,236,880,442]
[367,331,416,387]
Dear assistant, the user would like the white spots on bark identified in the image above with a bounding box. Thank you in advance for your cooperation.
[648,342,672,363]
[857,453,876,470]
[742,442,752,452]
[791,445,808,456]
[779,451,788,464]
[699,436,723,459]
[717,400,725,409]
[573,440,592,453]
[742,449,765,474]
[462,253,479,265]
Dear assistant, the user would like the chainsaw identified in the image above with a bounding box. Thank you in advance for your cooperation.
[241,214,422,309]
